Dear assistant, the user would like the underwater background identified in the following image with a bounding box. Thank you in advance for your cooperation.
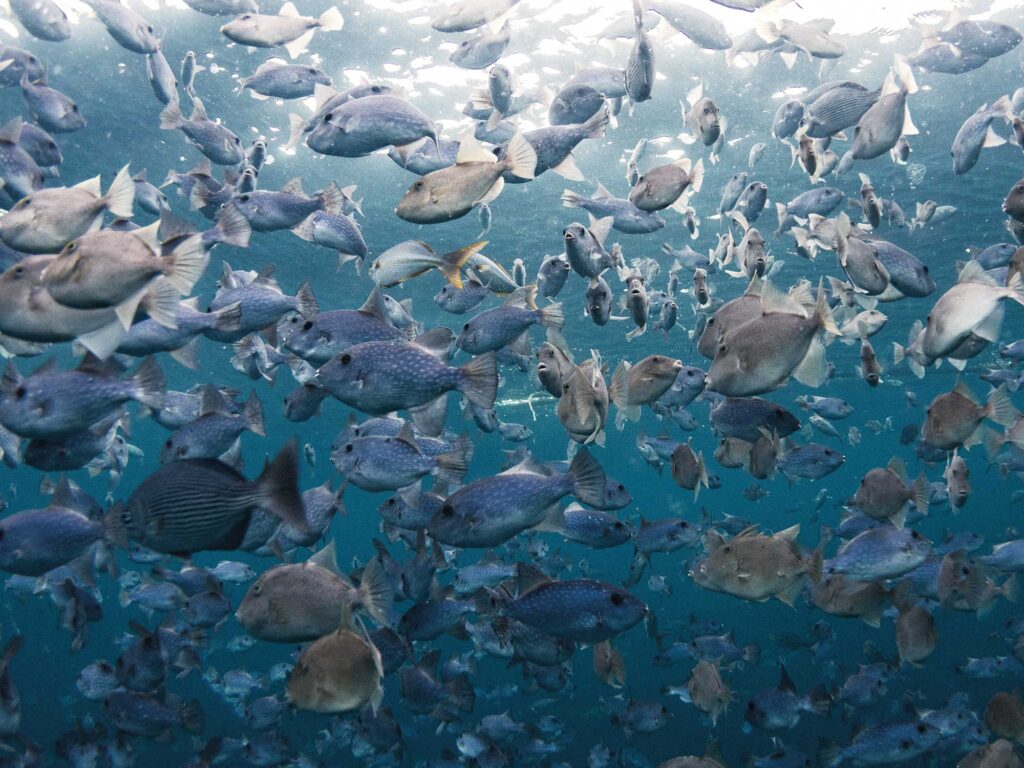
[1,0,1024,765]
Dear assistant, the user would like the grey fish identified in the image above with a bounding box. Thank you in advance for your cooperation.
[428,450,606,547]
[20,73,86,133]
[160,98,243,166]
[451,19,511,69]
[802,83,879,138]
[83,0,159,53]
[647,0,731,49]
[239,59,331,99]
[10,0,70,41]
[316,329,497,415]
[305,95,438,159]
[625,0,655,104]
[562,183,664,234]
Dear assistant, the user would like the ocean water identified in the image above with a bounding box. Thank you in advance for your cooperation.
[1,0,1024,765]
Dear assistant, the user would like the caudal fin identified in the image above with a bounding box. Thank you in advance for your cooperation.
[257,441,307,536]
[164,235,209,295]
[357,556,395,626]
[568,447,607,507]
[104,164,136,219]
[458,352,498,409]
[131,357,166,410]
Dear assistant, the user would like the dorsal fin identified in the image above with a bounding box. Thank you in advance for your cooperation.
[309,539,342,576]
[506,454,551,476]
[281,177,305,196]
[358,286,385,318]
[589,215,614,246]
[417,648,442,671]
[592,181,612,199]
[778,664,796,692]
[956,259,994,286]
[515,563,551,595]
[412,327,452,359]
[0,117,22,145]
[887,456,908,482]
[278,1,300,16]
[774,523,800,542]
[394,421,419,450]
[456,129,498,164]
[953,378,978,404]
[50,475,74,510]
[73,175,102,197]
[189,97,208,122]
[198,384,225,416]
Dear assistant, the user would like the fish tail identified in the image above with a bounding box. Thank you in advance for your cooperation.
[131,357,166,410]
[295,281,319,318]
[567,447,606,507]
[582,106,609,140]
[256,440,307,536]
[244,390,265,437]
[435,433,473,485]
[504,132,537,180]
[209,203,252,248]
[457,352,498,409]
[318,181,344,216]
[561,189,585,209]
[159,99,185,130]
[163,234,209,295]
[318,6,344,31]
[985,384,1019,427]
[104,164,136,218]
[538,302,565,331]
[180,699,204,735]
[438,241,486,288]
[357,556,395,627]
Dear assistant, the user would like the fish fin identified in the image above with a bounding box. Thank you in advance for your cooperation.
[793,335,828,388]
[982,125,1006,149]
[774,579,802,607]
[438,241,487,289]
[986,385,1019,428]
[163,235,208,295]
[284,29,315,60]
[458,352,498,409]
[317,6,344,31]
[104,164,136,219]
[503,132,537,180]
[456,129,498,164]
[73,174,102,196]
[256,441,307,535]
[357,556,394,626]
[475,176,504,206]
[549,153,584,181]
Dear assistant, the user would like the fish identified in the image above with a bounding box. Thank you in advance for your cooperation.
[220,3,343,59]
[286,604,383,713]
[396,131,536,223]
[105,441,306,555]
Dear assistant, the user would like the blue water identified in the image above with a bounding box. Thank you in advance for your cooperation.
[1,0,1024,765]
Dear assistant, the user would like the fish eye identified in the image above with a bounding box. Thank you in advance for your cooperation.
[323,112,333,122]
[463,323,470,331]
[910,531,921,539]
[562,383,570,393]
[302,320,313,331]
[617,484,624,491]
[234,137,241,144]
[71,104,79,112]
[308,68,317,74]
[372,85,382,93]
[239,194,249,202]
[723,545,732,554]
[14,198,29,209]
[916,724,926,734]
[441,504,454,517]
[340,353,351,365]
[13,386,25,399]
[344,443,353,453]
[385,498,395,506]
[609,592,624,605]
[164,439,172,447]
[65,241,76,252]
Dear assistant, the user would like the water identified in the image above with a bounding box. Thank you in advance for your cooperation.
[0,0,1024,765]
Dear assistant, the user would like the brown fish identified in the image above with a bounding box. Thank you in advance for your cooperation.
[286,604,384,714]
